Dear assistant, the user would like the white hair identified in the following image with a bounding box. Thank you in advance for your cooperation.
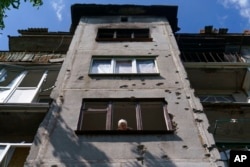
[118,119,127,127]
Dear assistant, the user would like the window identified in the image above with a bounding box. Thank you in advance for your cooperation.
[89,57,158,75]
[96,28,152,42]
[76,98,174,134]
[0,143,31,167]
[199,95,235,103]
[120,16,128,22]
[0,67,48,103]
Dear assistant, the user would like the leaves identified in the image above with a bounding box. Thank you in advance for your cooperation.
[0,0,43,29]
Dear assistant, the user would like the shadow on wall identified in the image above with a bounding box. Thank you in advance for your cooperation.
[26,101,179,167]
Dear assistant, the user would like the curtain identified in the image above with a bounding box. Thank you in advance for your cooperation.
[137,60,156,73]
[115,60,132,73]
[91,60,111,73]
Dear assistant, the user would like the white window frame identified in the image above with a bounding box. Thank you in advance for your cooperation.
[90,57,159,75]
[0,68,48,103]
[0,143,31,167]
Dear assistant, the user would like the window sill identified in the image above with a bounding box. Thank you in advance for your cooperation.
[88,73,160,77]
[75,130,175,135]
[96,38,153,42]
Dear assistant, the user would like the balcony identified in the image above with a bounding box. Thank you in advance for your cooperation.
[180,52,244,63]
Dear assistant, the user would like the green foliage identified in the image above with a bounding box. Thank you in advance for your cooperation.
[0,0,43,29]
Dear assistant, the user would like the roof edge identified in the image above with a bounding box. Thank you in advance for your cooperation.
[70,4,179,33]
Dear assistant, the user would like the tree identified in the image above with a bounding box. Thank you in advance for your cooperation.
[0,0,43,29]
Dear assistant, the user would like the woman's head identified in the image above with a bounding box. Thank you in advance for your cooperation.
[118,119,128,130]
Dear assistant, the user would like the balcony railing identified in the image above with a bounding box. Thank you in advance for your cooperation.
[180,52,244,63]
[213,118,250,143]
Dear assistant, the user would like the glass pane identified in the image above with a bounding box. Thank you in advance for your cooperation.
[97,29,114,38]
[199,95,234,102]
[137,60,156,73]
[84,101,108,110]
[115,60,132,73]
[81,101,108,131]
[134,29,149,38]
[0,89,11,102]
[116,29,132,38]
[91,60,111,74]
[7,89,37,103]
[0,69,21,87]
[0,145,9,167]
[206,97,216,102]
[216,97,228,102]
[39,70,59,96]
[82,113,106,130]
[241,46,250,58]
[19,71,44,87]
[140,102,167,130]
[112,102,136,130]
[6,147,30,167]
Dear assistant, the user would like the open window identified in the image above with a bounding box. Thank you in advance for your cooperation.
[0,66,59,103]
[76,98,174,134]
[96,28,152,42]
[89,56,159,75]
[0,143,31,167]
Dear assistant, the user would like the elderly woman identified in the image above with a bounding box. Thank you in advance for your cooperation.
[117,119,133,130]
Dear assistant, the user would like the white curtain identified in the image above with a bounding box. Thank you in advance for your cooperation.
[91,60,111,73]
[137,60,156,73]
[115,60,132,73]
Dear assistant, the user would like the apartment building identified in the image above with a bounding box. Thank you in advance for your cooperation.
[23,4,221,167]
[2,4,249,167]
[0,28,70,166]
[176,26,250,160]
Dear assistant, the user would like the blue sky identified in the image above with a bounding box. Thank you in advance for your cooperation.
[1,0,250,50]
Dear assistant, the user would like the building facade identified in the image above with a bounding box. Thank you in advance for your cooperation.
[176,26,250,161]
[2,4,250,167]
[24,4,221,167]
[0,28,69,166]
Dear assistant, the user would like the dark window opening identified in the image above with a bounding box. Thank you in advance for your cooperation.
[116,29,132,39]
[112,101,137,130]
[121,17,128,22]
[96,28,152,42]
[19,71,44,87]
[97,29,114,39]
[140,102,167,130]
[76,98,174,134]
[134,29,150,38]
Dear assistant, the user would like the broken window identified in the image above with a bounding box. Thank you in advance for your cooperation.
[96,28,152,42]
[76,98,174,134]
[90,57,158,75]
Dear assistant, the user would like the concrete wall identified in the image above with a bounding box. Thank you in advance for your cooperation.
[26,16,223,167]
[9,36,72,53]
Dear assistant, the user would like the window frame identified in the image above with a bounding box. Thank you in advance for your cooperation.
[0,67,48,103]
[76,98,174,134]
[0,143,31,167]
[89,56,159,76]
[96,28,153,42]
[198,95,235,103]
